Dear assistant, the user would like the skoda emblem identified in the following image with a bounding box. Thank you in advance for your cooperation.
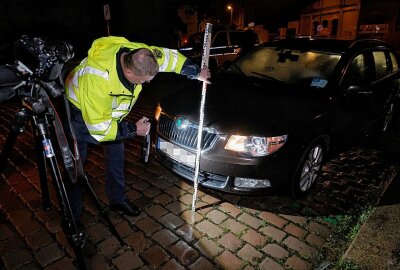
[175,117,189,130]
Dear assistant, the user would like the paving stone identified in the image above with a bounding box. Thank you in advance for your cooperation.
[0,236,28,254]
[215,250,243,270]
[280,215,308,226]
[242,229,267,247]
[16,218,41,236]
[146,205,168,219]
[126,189,142,202]
[262,243,289,259]
[259,225,287,243]
[259,212,288,229]
[98,237,122,258]
[164,186,184,199]
[160,259,185,270]
[237,244,263,265]
[259,257,285,270]
[175,224,202,243]
[115,221,135,238]
[133,196,154,210]
[86,254,112,270]
[153,193,174,205]
[170,240,199,266]
[124,231,152,252]
[151,177,173,190]
[177,181,193,191]
[35,243,65,267]
[194,237,223,258]
[305,233,325,248]
[0,224,13,240]
[178,194,194,205]
[8,208,32,225]
[2,249,33,269]
[165,201,187,215]
[159,213,184,230]
[238,213,262,230]
[285,255,312,270]
[200,195,221,205]
[196,220,224,239]
[219,232,243,252]
[143,186,161,198]
[189,257,214,270]
[152,229,179,247]
[136,217,162,236]
[218,202,242,218]
[282,236,318,258]
[86,223,112,243]
[284,223,307,238]
[45,217,62,234]
[25,229,54,250]
[221,219,247,234]
[206,210,228,225]
[180,210,203,224]
[141,245,169,267]
[45,257,77,270]
[113,250,144,270]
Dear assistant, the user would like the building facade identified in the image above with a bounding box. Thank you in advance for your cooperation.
[290,0,400,52]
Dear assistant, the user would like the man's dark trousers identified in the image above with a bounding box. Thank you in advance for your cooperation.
[65,104,127,220]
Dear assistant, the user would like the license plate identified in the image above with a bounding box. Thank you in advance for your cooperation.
[157,137,196,168]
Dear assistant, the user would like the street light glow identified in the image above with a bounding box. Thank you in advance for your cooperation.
[227,5,233,25]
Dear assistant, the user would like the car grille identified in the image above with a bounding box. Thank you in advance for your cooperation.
[157,114,219,151]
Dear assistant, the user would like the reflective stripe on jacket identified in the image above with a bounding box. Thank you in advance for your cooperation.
[65,36,188,142]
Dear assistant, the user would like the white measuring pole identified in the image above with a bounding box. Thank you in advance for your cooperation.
[192,23,212,212]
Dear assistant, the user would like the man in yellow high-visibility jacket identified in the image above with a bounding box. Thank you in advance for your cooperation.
[65,36,210,220]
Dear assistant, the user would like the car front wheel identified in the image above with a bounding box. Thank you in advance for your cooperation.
[291,140,325,198]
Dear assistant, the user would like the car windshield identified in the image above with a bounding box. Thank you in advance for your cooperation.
[226,46,342,86]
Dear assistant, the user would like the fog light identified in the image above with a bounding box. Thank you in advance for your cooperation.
[234,178,271,188]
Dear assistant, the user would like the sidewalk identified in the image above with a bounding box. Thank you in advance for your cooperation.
[342,169,400,269]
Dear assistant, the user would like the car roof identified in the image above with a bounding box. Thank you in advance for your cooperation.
[263,36,390,54]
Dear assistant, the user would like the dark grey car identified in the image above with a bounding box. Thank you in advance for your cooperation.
[155,37,400,198]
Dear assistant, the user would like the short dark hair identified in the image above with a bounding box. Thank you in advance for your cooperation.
[124,48,159,76]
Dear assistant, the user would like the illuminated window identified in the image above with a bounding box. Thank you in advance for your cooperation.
[390,52,399,72]
[372,51,388,80]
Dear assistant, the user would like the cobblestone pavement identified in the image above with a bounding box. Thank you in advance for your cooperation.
[0,93,398,270]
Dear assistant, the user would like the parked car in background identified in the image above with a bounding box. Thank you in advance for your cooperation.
[179,29,259,72]
[155,37,400,198]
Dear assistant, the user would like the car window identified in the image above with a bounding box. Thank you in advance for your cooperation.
[226,46,341,86]
[212,32,228,47]
[372,51,389,80]
[342,54,370,86]
[390,52,399,72]
[229,31,258,48]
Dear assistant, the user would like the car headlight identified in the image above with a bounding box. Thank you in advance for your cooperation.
[224,135,288,157]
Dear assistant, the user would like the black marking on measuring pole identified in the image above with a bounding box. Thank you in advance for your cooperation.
[192,23,212,212]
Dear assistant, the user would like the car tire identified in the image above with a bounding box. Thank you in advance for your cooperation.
[291,139,325,199]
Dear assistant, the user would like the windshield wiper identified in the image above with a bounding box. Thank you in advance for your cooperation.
[251,72,280,82]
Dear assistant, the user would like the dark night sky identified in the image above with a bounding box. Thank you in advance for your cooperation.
[0,0,314,57]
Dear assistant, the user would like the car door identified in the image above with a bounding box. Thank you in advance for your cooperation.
[370,50,400,130]
[334,51,377,142]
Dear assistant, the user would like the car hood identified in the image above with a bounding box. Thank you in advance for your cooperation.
[159,73,332,136]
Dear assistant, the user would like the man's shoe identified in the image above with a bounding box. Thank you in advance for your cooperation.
[110,201,140,217]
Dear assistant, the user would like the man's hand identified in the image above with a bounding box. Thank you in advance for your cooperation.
[197,68,211,84]
[135,116,150,136]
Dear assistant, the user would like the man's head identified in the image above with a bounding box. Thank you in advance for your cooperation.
[123,48,159,84]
